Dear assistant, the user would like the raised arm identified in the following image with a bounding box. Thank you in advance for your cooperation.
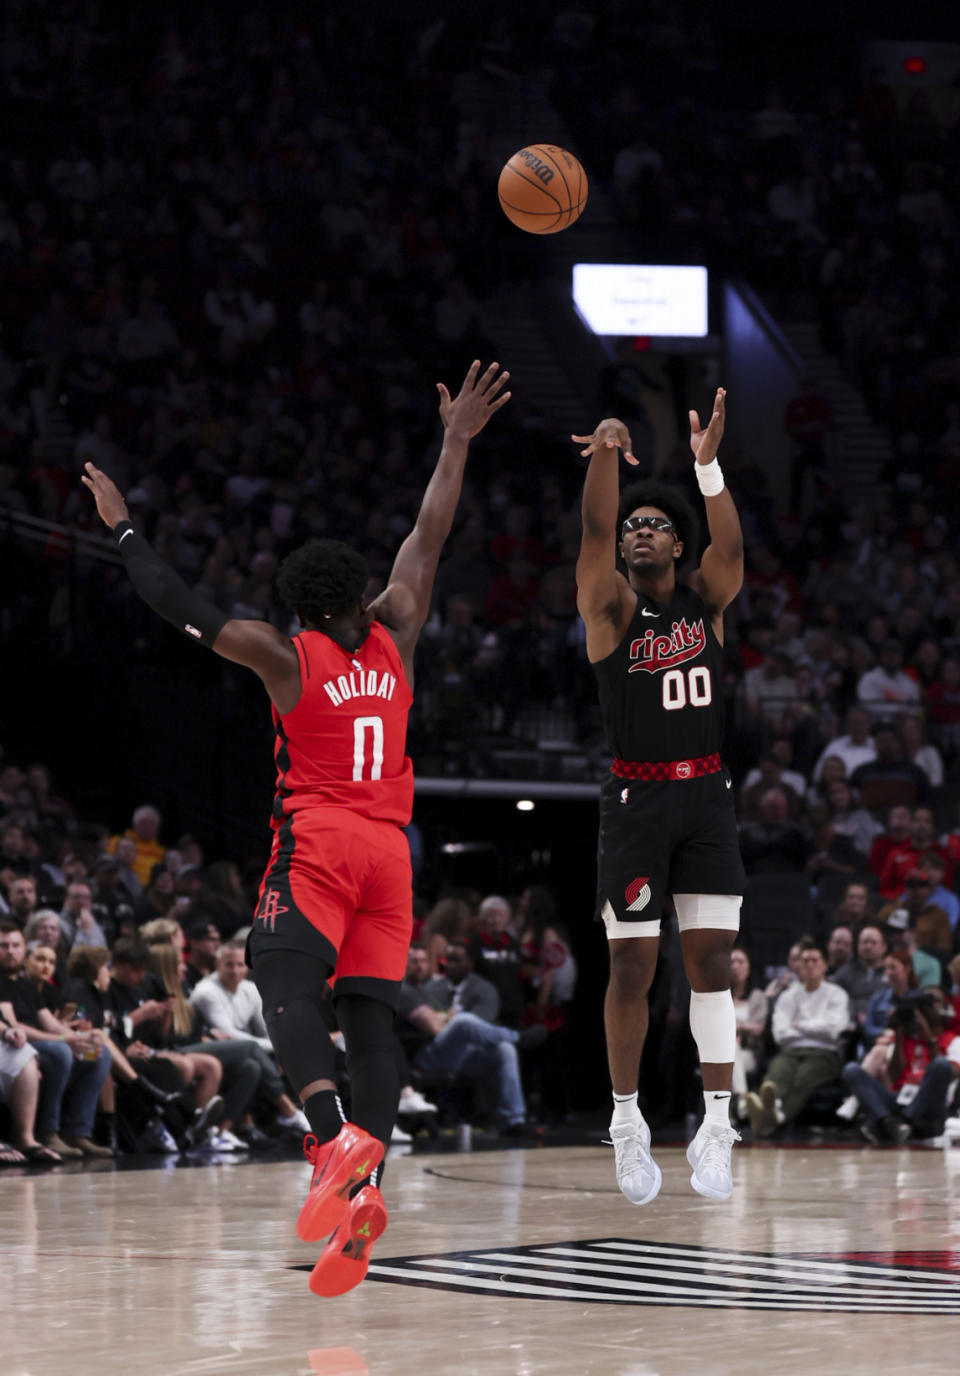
[572,417,635,662]
[370,360,510,679]
[82,463,300,711]
[686,388,744,621]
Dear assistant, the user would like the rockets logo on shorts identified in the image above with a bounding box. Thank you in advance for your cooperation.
[256,888,289,933]
[625,877,651,912]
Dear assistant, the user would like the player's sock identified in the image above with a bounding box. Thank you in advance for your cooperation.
[703,1090,733,1125]
[303,1090,346,1145]
[611,1091,643,1126]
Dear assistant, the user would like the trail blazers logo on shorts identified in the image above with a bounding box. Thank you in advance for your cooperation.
[625,877,652,912]
[256,888,289,932]
[360,1237,960,1312]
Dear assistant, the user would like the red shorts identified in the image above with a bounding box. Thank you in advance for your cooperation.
[248,806,413,1008]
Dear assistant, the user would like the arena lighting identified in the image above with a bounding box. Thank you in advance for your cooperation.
[903,55,926,73]
[573,263,708,336]
[516,799,535,812]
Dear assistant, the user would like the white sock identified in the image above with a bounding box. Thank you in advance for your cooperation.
[703,1090,732,1126]
[611,1091,642,1126]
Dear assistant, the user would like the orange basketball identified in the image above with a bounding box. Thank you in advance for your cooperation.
[498,144,588,234]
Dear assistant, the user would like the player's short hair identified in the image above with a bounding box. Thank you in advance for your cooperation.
[617,479,700,563]
[277,539,370,623]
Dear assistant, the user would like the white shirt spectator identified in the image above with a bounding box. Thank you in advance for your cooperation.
[742,764,808,798]
[190,973,272,1051]
[856,665,921,716]
[812,733,876,781]
[772,979,850,1052]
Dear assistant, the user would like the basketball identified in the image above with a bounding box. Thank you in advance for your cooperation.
[498,144,588,234]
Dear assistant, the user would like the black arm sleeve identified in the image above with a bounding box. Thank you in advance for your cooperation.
[114,520,228,649]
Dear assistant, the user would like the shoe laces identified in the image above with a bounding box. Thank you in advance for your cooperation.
[303,1132,319,1164]
[697,1125,739,1174]
[606,1124,648,1176]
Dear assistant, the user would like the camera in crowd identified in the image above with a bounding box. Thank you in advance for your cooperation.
[887,991,941,1036]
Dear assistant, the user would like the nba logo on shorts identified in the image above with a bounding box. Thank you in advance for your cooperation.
[625,877,651,912]
[256,888,289,932]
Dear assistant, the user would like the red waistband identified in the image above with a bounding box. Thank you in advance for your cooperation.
[611,752,722,782]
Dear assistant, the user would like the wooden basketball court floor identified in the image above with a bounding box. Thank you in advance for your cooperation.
[3,1140,959,1376]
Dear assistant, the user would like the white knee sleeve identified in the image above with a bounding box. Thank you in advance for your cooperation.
[673,893,741,933]
[689,989,737,1065]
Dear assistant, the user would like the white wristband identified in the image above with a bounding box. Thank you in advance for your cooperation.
[694,456,724,496]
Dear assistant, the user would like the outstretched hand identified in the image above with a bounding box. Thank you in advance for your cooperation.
[689,387,726,465]
[437,360,511,437]
[571,418,636,465]
[81,462,129,530]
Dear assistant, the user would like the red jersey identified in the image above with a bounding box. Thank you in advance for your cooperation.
[271,622,414,825]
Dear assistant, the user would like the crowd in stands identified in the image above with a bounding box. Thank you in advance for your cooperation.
[0,769,577,1162]
[2,6,960,1156]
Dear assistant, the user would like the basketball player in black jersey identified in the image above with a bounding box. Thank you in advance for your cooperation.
[573,387,745,1203]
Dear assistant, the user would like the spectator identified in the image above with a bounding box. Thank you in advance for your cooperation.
[896,712,944,788]
[764,938,810,1002]
[113,837,144,900]
[869,804,913,879]
[831,880,877,931]
[0,921,112,1158]
[730,946,768,1123]
[740,754,804,820]
[857,640,922,718]
[890,930,942,992]
[23,909,70,985]
[917,853,959,933]
[842,987,960,1144]
[849,725,928,811]
[108,805,165,889]
[421,896,472,977]
[59,880,107,949]
[745,945,850,1137]
[402,941,545,1135]
[89,856,137,944]
[4,875,38,929]
[738,787,812,873]
[878,869,952,956]
[832,924,889,1028]
[182,919,221,994]
[826,925,854,975]
[470,895,524,1028]
[878,806,952,898]
[925,656,960,752]
[189,942,310,1136]
[135,863,177,925]
[0,1012,58,1162]
[808,710,869,787]
[863,948,916,1047]
[822,780,883,859]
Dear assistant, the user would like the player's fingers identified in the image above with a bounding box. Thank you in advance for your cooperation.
[485,369,510,398]
[436,383,450,405]
[570,434,594,444]
[462,359,481,390]
[579,446,595,457]
[478,361,500,391]
[489,391,512,413]
[80,475,93,488]
[689,409,701,432]
[624,452,640,466]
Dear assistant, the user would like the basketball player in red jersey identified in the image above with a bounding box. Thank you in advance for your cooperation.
[572,388,745,1205]
[83,359,511,1295]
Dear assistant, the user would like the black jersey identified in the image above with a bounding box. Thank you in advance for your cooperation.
[592,582,726,762]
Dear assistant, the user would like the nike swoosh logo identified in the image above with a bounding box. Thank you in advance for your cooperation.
[641,608,659,617]
[725,778,732,789]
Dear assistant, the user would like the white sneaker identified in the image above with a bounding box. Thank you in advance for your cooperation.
[390,1122,413,1144]
[209,1128,250,1153]
[608,1119,662,1205]
[137,1118,179,1154]
[398,1089,437,1115]
[835,1094,859,1122]
[276,1108,311,1134]
[686,1119,740,1201]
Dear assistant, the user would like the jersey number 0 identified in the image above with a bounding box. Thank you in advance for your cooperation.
[661,666,712,711]
[353,715,385,780]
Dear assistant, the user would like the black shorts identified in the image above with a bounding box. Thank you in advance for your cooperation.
[595,767,745,928]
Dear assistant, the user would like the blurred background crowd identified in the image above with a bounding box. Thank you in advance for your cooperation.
[2,0,960,1151]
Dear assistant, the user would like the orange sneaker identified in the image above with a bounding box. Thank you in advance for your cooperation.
[309,1185,388,1297]
[296,1125,384,1244]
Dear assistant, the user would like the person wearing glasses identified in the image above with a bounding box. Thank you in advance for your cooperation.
[572,389,746,1207]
